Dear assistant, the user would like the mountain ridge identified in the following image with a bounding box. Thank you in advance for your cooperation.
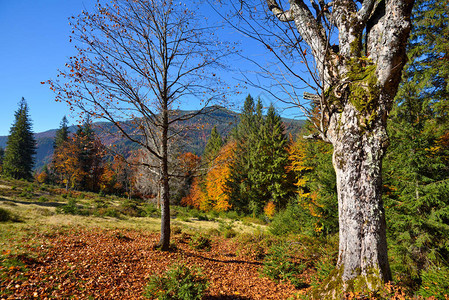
[0,106,305,170]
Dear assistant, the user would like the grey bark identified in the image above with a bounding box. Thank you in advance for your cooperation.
[266,0,414,294]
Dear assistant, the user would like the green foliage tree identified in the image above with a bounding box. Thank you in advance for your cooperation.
[2,98,37,180]
[54,116,70,149]
[383,0,449,284]
[227,95,292,215]
[249,104,292,213]
[76,120,104,192]
[0,147,4,172]
[226,94,258,213]
[202,126,223,166]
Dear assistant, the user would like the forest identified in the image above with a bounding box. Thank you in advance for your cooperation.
[1,0,448,299]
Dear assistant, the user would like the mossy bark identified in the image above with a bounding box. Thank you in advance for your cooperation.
[266,0,414,297]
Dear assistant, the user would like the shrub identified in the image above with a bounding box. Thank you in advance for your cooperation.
[38,196,48,202]
[218,221,237,238]
[144,264,208,300]
[58,199,89,216]
[269,203,313,236]
[119,200,143,217]
[104,208,121,218]
[417,265,449,299]
[0,208,20,222]
[143,203,160,217]
[19,191,33,199]
[190,234,211,251]
[0,207,12,222]
[262,241,306,288]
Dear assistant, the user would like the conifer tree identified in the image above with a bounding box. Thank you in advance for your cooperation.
[2,98,37,180]
[227,96,293,215]
[383,0,449,280]
[202,126,223,166]
[0,147,4,172]
[54,116,70,149]
[249,104,292,214]
[76,120,104,192]
[226,94,258,212]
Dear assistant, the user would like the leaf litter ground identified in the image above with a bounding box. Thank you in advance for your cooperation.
[1,228,302,299]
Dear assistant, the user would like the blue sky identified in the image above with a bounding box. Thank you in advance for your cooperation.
[0,0,309,137]
[0,0,98,136]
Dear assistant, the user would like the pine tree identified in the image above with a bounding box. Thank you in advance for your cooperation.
[227,97,293,215]
[76,120,104,192]
[397,0,449,122]
[2,98,37,180]
[383,0,449,281]
[54,116,70,149]
[202,126,223,166]
[249,104,292,214]
[226,94,258,213]
[0,147,4,172]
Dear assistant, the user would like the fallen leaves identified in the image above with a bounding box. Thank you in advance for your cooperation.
[1,228,300,299]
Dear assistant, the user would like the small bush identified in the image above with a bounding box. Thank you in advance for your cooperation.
[104,208,121,218]
[262,241,306,288]
[19,191,33,199]
[190,234,211,251]
[119,200,143,217]
[144,264,208,300]
[417,265,449,299]
[269,203,313,236]
[38,196,49,202]
[0,207,12,222]
[58,199,89,215]
[220,210,240,220]
[143,203,160,217]
[171,226,183,235]
[218,221,237,238]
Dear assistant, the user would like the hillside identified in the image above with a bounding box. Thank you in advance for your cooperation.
[0,106,305,170]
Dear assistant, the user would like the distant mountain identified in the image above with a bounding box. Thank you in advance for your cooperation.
[0,106,305,171]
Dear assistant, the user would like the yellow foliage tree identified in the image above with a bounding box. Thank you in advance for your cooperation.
[204,141,235,212]
[52,138,86,190]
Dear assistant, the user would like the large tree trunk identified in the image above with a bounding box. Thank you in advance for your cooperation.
[265,0,414,296]
[316,105,391,297]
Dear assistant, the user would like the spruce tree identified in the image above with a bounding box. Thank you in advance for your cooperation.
[226,94,258,213]
[227,97,293,215]
[2,98,37,180]
[76,120,104,192]
[248,104,292,214]
[54,116,70,149]
[202,126,223,166]
[0,147,4,170]
[383,0,449,280]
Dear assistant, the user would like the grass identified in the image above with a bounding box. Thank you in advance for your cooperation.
[0,176,264,255]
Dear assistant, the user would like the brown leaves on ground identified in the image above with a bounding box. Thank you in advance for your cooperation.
[1,228,300,299]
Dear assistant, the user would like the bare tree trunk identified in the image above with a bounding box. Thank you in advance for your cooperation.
[158,109,170,251]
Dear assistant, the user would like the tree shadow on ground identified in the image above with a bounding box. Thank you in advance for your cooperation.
[204,295,251,300]
[0,197,63,208]
[182,250,263,266]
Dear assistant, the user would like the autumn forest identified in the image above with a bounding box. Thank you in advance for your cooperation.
[1,0,449,299]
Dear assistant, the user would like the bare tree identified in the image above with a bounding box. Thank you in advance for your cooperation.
[222,0,414,296]
[46,0,233,250]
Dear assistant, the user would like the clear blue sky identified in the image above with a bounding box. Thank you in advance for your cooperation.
[0,0,308,137]
[0,0,98,136]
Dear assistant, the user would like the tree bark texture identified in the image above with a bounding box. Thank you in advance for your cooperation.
[159,107,171,251]
[266,0,414,295]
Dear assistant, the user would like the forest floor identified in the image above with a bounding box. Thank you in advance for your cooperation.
[0,177,315,299]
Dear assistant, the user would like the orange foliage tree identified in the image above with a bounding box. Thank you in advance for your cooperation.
[52,138,86,190]
[182,142,235,212]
